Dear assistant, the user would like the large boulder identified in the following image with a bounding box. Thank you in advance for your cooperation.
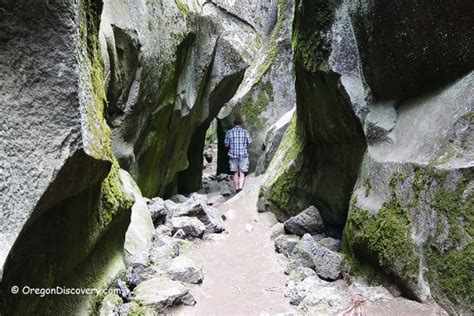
[261,0,473,314]
[170,217,206,239]
[0,1,134,314]
[291,234,343,281]
[284,206,325,236]
[120,170,154,266]
[344,73,474,312]
[132,276,195,312]
[167,256,204,284]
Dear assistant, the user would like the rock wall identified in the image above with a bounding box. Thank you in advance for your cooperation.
[260,0,473,313]
[217,0,297,175]
[0,0,134,313]
[101,0,298,196]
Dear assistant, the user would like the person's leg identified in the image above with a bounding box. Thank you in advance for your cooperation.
[238,171,245,189]
[238,157,249,190]
[233,172,239,190]
[229,158,239,191]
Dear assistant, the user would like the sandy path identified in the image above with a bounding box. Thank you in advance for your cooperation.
[175,176,295,315]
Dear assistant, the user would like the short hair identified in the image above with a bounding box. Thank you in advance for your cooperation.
[234,116,243,126]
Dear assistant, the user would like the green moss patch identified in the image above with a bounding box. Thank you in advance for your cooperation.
[344,195,419,280]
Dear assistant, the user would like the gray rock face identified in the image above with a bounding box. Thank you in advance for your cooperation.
[274,234,300,256]
[125,263,157,289]
[132,276,195,312]
[170,217,206,239]
[207,193,226,205]
[120,170,154,266]
[147,197,168,225]
[0,1,132,314]
[318,238,341,252]
[99,293,123,316]
[291,234,343,281]
[217,0,297,175]
[285,276,327,305]
[167,256,204,284]
[148,236,180,269]
[170,194,188,203]
[173,196,225,233]
[284,206,325,236]
[269,222,285,240]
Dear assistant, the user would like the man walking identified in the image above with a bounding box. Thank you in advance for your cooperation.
[224,116,252,193]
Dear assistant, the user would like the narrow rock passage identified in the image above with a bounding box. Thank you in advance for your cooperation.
[175,175,295,315]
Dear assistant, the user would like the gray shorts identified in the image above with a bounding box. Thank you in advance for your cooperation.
[229,157,249,173]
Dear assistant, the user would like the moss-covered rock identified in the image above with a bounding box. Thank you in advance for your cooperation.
[0,0,134,314]
[261,0,366,228]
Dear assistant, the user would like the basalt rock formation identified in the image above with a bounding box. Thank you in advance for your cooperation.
[1,0,472,314]
[260,0,473,313]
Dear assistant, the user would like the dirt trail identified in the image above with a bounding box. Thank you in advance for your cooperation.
[173,173,446,316]
[175,175,295,315]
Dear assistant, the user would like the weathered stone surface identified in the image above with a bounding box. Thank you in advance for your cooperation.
[217,0,297,174]
[287,266,317,282]
[269,222,285,240]
[170,194,188,203]
[173,196,225,233]
[120,170,154,266]
[117,302,149,316]
[148,236,180,269]
[125,263,157,288]
[285,276,327,305]
[284,206,325,236]
[99,293,123,316]
[0,1,133,314]
[291,234,343,280]
[207,192,226,205]
[348,0,473,100]
[115,279,131,300]
[132,276,195,312]
[148,197,168,225]
[256,108,296,175]
[167,256,204,284]
[318,238,341,252]
[274,234,300,256]
[170,217,206,239]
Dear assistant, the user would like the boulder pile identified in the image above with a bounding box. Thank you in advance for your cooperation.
[98,186,229,315]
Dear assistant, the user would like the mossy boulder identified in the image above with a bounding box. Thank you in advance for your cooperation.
[344,72,473,314]
[0,0,134,314]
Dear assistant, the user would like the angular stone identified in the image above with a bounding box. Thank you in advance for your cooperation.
[125,263,157,288]
[172,229,186,240]
[170,217,206,239]
[284,206,325,237]
[291,234,343,280]
[285,276,326,305]
[121,169,154,266]
[274,234,300,256]
[115,279,131,300]
[207,192,226,205]
[148,197,168,224]
[269,222,285,240]
[170,194,188,203]
[287,266,318,282]
[174,198,225,233]
[99,293,122,316]
[148,236,180,269]
[167,256,204,284]
[318,237,341,252]
[132,276,195,312]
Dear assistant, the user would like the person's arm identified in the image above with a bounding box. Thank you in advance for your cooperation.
[246,131,252,148]
[224,131,230,148]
